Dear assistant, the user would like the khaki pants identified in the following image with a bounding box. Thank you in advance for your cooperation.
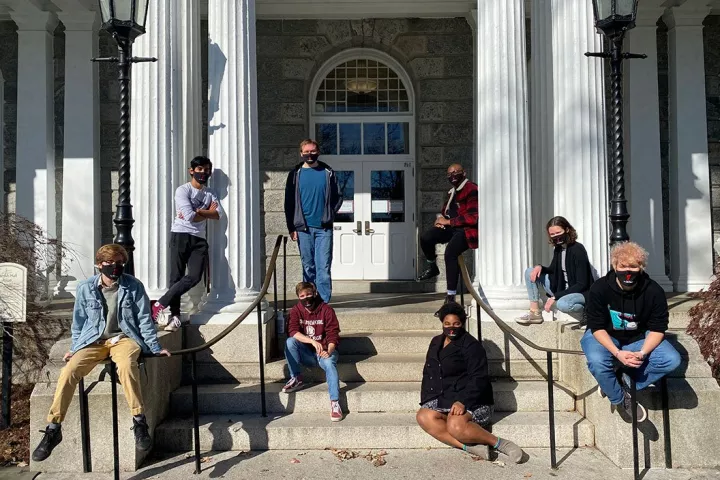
[48,337,144,423]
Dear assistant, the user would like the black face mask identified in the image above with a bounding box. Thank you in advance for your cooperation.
[552,234,568,246]
[616,270,640,288]
[301,295,316,309]
[443,326,465,340]
[193,172,210,184]
[448,173,465,188]
[100,263,124,281]
[302,153,320,164]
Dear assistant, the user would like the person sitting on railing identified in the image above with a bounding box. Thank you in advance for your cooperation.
[517,216,594,325]
[581,241,681,423]
[32,244,171,462]
[417,164,478,317]
[417,302,525,463]
[151,155,224,331]
[282,281,342,422]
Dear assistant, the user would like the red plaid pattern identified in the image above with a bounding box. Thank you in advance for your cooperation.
[448,181,479,249]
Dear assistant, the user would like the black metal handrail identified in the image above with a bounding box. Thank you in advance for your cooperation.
[458,257,671,479]
[77,235,286,479]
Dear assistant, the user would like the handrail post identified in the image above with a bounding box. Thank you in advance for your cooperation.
[458,272,464,308]
[630,376,639,480]
[283,236,287,322]
[191,353,201,474]
[78,377,92,473]
[661,376,672,468]
[273,260,278,321]
[546,351,557,469]
[109,361,120,480]
[257,303,267,417]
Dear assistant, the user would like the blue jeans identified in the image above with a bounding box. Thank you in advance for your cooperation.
[580,329,682,404]
[285,336,340,401]
[297,227,333,303]
[523,267,585,313]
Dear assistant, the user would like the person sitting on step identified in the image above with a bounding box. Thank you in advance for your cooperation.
[282,281,342,422]
[32,244,171,463]
[517,216,595,325]
[416,302,525,463]
[581,241,681,423]
[417,163,478,316]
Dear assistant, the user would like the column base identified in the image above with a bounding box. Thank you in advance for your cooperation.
[471,282,530,310]
[672,275,714,293]
[54,278,80,298]
[649,273,675,293]
[194,289,269,325]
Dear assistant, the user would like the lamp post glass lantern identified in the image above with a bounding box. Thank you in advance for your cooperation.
[95,0,155,276]
[586,0,643,246]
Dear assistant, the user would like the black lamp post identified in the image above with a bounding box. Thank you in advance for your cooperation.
[94,0,156,275]
[586,0,646,246]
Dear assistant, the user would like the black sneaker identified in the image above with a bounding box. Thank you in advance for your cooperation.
[434,295,456,317]
[32,425,63,462]
[132,417,152,451]
[615,390,647,423]
[418,262,440,281]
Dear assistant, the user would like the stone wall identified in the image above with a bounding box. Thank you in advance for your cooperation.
[705,16,720,262]
[255,18,475,286]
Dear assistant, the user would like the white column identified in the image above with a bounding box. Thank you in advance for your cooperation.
[530,0,554,266]
[551,0,609,276]
[625,6,673,291]
[11,9,58,237]
[201,0,264,323]
[56,10,101,295]
[131,0,202,300]
[664,4,714,291]
[475,0,534,309]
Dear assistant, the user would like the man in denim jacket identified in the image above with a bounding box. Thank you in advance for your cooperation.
[32,244,171,462]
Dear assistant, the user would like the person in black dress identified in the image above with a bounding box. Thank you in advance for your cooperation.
[416,302,524,462]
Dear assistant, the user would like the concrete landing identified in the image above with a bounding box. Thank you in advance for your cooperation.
[27,448,720,480]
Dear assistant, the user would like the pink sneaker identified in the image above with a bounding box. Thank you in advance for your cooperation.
[330,400,343,422]
[281,376,304,393]
[151,302,165,322]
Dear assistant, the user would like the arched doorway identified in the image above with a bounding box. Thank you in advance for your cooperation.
[310,49,416,280]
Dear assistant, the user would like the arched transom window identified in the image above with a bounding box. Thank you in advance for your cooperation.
[314,58,410,114]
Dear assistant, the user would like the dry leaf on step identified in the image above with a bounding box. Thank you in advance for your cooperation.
[524,474,533,478]
[290,458,301,464]
[492,460,506,467]
[200,456,213,463]
[16,462,28,468]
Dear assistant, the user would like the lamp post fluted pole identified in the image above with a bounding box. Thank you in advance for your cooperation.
[93,34,155,275]
[587,33,646,247]
[114,36,135,273]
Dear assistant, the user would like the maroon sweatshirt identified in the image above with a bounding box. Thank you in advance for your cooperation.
[287,301,341,350]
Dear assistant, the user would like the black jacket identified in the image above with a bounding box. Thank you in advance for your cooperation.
[420,332,494,410]
[284,161,342,233]
[586,270,669,344]
[540,241,594,301]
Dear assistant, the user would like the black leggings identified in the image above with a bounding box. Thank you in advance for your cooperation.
[420,227,469,291]
[159,232,208,315]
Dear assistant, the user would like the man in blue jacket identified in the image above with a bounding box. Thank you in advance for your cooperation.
[32,244,171,462]
[284,139,342,303]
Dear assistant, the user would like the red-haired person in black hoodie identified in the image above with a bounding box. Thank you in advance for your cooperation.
[282,282,342,421]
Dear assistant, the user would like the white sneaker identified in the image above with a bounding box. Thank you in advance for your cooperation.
[156,310,170,327]
[164,316,182,332]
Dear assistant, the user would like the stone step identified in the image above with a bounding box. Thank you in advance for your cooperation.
[154,411,594,452]
[169,380,576,416]
[194,354,559,383]
[332,281,445,294]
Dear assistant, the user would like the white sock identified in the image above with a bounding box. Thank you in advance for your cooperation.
[447,290,457,296]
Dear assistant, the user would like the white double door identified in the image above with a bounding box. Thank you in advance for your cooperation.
[331,160,416,280]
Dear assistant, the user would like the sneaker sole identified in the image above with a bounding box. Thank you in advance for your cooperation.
[281,385,304,394]
[331,416,343,422]
[516,319,543,325]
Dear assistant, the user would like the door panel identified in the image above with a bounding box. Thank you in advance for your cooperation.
[332,166,364,280]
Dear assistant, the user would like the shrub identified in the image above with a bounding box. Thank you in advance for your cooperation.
[687,266,720,380]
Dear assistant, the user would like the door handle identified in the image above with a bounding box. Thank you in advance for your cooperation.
[352,221,362,235]
[365,221,375,235]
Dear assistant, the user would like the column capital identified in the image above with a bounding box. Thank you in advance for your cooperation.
[635,7,665,27]
[465,9,477,32]
[57,10,99,32]
[10,10,59,32]
[663,4,711,29]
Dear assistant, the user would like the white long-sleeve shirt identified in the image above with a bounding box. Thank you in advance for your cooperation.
[171,183,224,239]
